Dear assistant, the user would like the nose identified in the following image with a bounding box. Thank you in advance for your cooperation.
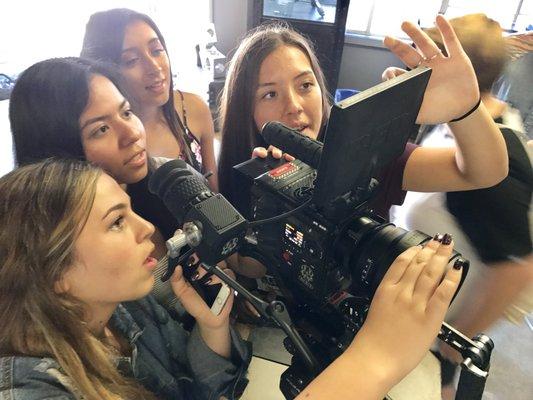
[134,213,155,243]
[118,120,144,148]
[143,54,162,76]
[284,89,303,116]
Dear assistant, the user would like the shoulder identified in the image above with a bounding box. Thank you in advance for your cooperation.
[173,90,210,115]
[173,91,213,136]
[0,356,76,399]
[499,126,533,185]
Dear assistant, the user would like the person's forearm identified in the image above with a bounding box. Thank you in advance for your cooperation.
[296,335,397,400]
[448,102,508,188]
[198,320,231,359]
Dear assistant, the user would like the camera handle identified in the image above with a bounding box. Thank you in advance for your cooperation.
[438,322,493,400]
[200,262,321,376]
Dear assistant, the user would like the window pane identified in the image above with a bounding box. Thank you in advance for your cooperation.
[515,0,533,31]
[446,0,521,30]
[346,1,375,33]
[263,0,338,24]
[0,0,211,71]
[369,0,442,37]
[521,0,533,14]
[514,14,533,32]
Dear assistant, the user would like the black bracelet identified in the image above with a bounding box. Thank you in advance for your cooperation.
[449,98,481,122]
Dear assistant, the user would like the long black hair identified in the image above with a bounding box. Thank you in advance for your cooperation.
[80,8,196,167]
[9,57,122,165]
[217,23,331,209]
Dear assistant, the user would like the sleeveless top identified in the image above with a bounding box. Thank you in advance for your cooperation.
[177,90,203,172]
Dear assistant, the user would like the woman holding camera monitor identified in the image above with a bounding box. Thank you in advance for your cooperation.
[218,16,508,222]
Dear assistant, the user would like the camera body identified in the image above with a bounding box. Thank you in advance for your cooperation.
[235,155,465,396]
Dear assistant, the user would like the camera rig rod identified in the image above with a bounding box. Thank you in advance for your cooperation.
[438,322,493,400]
[200,262,321,376]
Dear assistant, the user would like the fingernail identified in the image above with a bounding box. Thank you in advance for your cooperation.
[442,233,453,245]
[453,258,466,270]
[191,271,200,281]
[187,256,196,267]
[204,278,212,285]
[433,233,444,242]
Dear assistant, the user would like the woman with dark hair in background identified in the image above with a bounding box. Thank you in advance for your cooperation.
[81,8,219,191]
[0,158,464,400]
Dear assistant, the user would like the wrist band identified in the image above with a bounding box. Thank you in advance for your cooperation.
[449,98,481,122]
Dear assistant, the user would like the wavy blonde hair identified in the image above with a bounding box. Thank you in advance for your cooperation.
[0,159,158,400]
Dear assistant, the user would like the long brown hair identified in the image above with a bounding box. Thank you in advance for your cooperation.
[217,23,331,208]
[0,159,157,400]
[81,8,196,167]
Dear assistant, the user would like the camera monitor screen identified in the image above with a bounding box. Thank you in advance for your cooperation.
[312,66,432,208]
[263,0,337,24]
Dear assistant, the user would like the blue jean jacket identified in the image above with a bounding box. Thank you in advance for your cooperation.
[0,296,251,400]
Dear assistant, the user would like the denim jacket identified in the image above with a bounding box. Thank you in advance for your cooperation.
[0,296,251,400]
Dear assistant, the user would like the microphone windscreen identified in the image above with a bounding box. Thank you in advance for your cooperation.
[261,121,323,169]
[148,159,213,225]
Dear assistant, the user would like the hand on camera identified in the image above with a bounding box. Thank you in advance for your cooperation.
[252,145,295,161]
[350,235,463,384]
[170,263,234,330]
[383,15,479,124]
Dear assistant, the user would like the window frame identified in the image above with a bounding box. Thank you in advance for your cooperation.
[345,0,530,47]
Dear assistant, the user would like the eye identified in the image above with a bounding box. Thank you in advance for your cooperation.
[262,91,277,100]
[151,48,165,56]
[91,125,109,138]
[123,108,134,119]
[110,215,125,231]
[121,58,138,67]
[301,81,314,91]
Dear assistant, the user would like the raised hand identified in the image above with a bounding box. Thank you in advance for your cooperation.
[384,15,479,124]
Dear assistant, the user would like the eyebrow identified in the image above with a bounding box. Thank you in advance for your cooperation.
[121,38,162,54]
[257,70,314,88]
[80,99,128,132]
[102,203,127,220]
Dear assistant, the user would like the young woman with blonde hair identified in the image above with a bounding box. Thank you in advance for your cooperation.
[0,158,464,400]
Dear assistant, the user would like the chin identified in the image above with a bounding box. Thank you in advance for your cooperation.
[303,129,319,140]
[154,91,170,107]
[137,276,156,300]
[125,168,148,185]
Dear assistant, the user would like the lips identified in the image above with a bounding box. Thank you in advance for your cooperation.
[288,124,309,133]
[143,256,158,270]
[124,150,146,166]
[146,79,166,93]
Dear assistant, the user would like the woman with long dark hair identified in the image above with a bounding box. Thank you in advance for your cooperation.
[81,8,219,190]
[218,16,508,220]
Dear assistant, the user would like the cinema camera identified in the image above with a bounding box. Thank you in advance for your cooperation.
[232,67,473,394]
[150,67,492,399]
